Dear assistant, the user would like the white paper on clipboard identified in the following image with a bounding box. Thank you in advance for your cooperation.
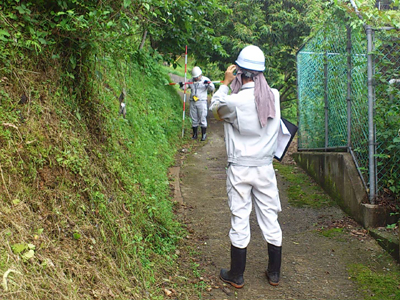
[274,118,298,161]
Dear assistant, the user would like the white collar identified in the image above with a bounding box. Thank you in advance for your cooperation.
[241,82,255,90]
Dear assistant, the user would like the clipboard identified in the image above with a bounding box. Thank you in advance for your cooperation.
[274,118,298,162]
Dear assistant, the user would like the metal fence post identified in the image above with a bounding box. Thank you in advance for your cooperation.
[347,25,352,151]
[366,25,376,203]
[297,53,301,151]
[324,45,329,151]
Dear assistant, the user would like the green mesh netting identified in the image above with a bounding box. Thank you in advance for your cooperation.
[297,24,400,198]
[297,32,325,149]
[374,31,400,196]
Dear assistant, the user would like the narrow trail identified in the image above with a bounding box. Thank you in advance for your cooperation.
[172,79,392,299]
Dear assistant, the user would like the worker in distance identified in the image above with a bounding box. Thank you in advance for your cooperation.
[180,66,215,141]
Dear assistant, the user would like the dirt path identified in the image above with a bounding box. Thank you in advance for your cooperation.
[171,83,393,300]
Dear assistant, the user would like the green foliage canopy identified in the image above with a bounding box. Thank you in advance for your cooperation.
[199,0,312,106]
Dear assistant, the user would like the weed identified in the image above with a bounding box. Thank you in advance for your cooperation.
[192,262,201,278]
[386,223,397,229]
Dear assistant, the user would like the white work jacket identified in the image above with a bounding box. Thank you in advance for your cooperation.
[185,76,215,101]
[210,82,281,166]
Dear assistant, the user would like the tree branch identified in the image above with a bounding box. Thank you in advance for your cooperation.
[139,29,147,50]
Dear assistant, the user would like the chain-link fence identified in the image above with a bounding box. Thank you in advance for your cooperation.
[297,23,400,203]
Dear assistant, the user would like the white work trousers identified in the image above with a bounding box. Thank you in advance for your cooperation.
[190,100,208,128]
[227,164,282,249]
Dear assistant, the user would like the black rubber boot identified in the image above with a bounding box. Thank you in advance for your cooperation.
[192,127,198,140]
[220,245,247,289]
[266,243,282,286]
[201,127,207,141]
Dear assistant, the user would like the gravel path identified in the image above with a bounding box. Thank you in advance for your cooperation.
[175,79,393,299]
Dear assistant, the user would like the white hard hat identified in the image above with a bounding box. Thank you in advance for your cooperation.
[192,66,202,78]
[235,45,265,71]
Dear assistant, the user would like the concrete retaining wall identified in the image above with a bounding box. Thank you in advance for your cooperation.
[292,152,395,228]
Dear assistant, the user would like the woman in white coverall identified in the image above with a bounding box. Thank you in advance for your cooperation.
[209,45,282,289]
[180,66,215,141]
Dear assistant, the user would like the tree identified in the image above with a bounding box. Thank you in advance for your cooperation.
[260,0,312,104]
[204,0,313,106]
[129,0,227,64]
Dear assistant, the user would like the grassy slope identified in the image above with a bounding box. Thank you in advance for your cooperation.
[0,54,198,299]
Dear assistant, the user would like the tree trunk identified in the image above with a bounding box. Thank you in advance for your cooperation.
[139,29,147,50]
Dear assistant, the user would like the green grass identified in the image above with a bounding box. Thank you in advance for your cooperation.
[164,66,186,78]
[348,264,400,300]
[274,162,336,208]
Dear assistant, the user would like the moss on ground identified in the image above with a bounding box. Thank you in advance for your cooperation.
[274,162,336,208]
